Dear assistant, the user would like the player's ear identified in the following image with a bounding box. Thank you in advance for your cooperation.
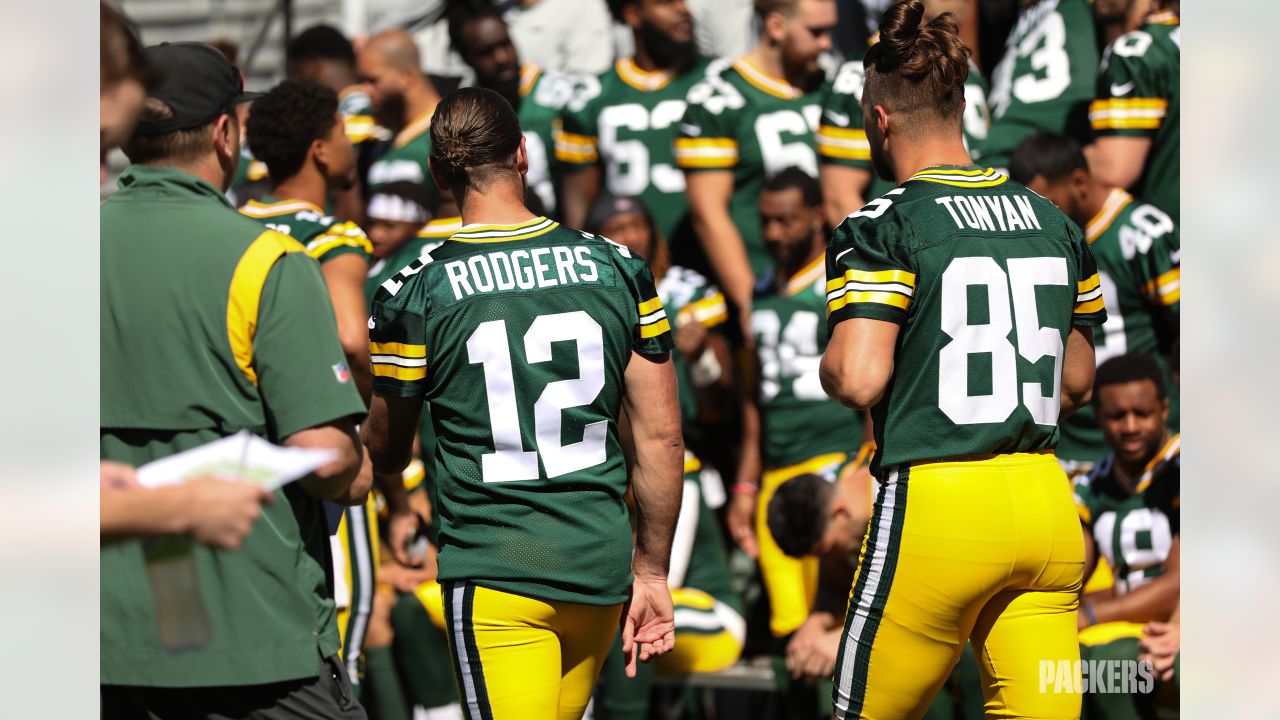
[515,135,529,177]
[311,137,330,171]
[872,104,891,139]
[213,112,236,165]
[622,2,642,30]
[428,156,453,195]
[764,11,788,46]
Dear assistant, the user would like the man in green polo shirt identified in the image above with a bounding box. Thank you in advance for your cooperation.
[100,42,370,718]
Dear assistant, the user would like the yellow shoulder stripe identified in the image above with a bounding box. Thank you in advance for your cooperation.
[637,297,664,315]
[227,230,307,386]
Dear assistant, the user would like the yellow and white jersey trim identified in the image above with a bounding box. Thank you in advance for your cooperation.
[451,216,559,243]
[1085,188,1134,244]
[674,137,738,169]
[239,198,325,219]
[308,221,373,259]
[908,166,1007,188]
[1074,273,1104,315]
[826,268,916,315]
[816,125,870,161]
[370,340,427,382]
[638,296,671,338]
[1089,97,1168,131]
[555,129,600,164]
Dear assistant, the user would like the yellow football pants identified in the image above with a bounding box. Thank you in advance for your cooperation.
[441,581,620,720]
[833,452,1085,720]
[757,452,847,636]
[653,587,746,675]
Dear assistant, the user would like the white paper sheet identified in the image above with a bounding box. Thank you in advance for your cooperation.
[135,430,338,491]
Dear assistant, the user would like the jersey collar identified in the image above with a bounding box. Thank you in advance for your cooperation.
[395,107,435,149]
[417,216,463,239]
[519,63,542,98]
[1146,10,1179,25]
[115,164,233,208]
[783,254,826,296]
[452,216,559,243]
[1136,434,1180,493]
[239,195,326,218]
[907,165,1007,188]
[1085,188,1134,244]
[733,56,802,100]
[617,58,676,92]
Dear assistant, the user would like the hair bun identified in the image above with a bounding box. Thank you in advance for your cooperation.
[878,0,926,66]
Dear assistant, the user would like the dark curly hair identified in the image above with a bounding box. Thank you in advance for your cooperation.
[864,0,970,125]
[245,78,340,182]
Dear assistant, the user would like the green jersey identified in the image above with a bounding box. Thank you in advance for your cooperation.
[818,59,992,202]
[1089,12,1181,220]
[1074,435,1179,595]
[1058,189,1180,461]
[338,85,387,147]
[676,57,828,275]
[367,109,434,191]
[673,454,743,614]
[101,166,367,687]
[656,264,729,427]
[753,256,864,469]
[826,166,1107,478]
[517,64,575,216]
[365,216,461,305]
[978,0,1098,168]
[239,196,373,265]
[368,217,675,605]
[559,57,713,244]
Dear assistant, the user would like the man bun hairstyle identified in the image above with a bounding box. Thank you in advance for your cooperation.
[430,86,524,195]
[864,0,970,124]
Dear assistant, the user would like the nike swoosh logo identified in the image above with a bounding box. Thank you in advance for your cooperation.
[823,109,851,126]
[679,123,702,137]
[1111,81,1135,96]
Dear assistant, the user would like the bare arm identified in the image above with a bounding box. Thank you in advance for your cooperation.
[686,171,755,319]
[1060,325,1096,418]
[622,351,685,578]
[820,165,870,230]
[286,418,368,505]
[363,393,424,477]
[1086,137,1152,191]
[1088,536,1180,626]
[729,354,763,557]
[101,476,273,549]
[560,166,602,231]
[321,253,374,406]
[819,318,899,410]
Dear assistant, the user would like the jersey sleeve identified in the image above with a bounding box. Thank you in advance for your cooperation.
[367,274,431,398]
[1127,205,1180,314]
[1072,472,1098,527]
[1090,31,1168,138]
[308,220,374,265]
[674,75,741,173]
[675,271,730,330]
[609,241,675,355]
[556,74,602,167]
[817,62,872,169]
[252,245,367,438]
[1070,223,1109,327]
[825,208,917,331]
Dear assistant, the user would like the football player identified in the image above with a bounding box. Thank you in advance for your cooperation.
[676,0,836,317]
[1074,353,1179,719]
[820,3,1104,716]
[728,168,869,639]
[818,0,991,223]
[449,2,578,215]
[1087,1,1180,220]
[558,0,712,249]
[363,88,683,719]
[975,0,1099,169]
[359,30,443,192]
[1009,131,1178,469]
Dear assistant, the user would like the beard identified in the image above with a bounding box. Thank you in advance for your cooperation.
[485,73,522,110]
[640,20,696,70]
[375,92,407,130]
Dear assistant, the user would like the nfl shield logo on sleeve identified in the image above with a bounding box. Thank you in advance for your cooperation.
[332,362,351,383]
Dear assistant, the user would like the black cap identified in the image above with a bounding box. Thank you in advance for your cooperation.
[133,42,262,136]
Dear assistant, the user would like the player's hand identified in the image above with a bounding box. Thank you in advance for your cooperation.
[183,476,274,550]
[674,321,708,362]
[100,460,140,492]
[387,508,428,569]
[620,574,676,678]
[786,614,840,682]
[1138,620,1179,682]
[727,491,759,559]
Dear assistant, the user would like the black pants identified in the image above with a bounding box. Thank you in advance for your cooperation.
[102,654,367,720]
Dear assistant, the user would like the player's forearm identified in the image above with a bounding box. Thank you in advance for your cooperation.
[295,423,368,505]
[1090,571,1179,626]
[363,394,423,476]
[1059,326,1096,417]
[820,165,869,228]
[560,167,601,230]
[691,208,755,315]
[101,486,197,541]
[1086,138,1149,190]
[734,398,762,489]
[324,260,375,407]
[630,438,684,578]
[374,469,410,515]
